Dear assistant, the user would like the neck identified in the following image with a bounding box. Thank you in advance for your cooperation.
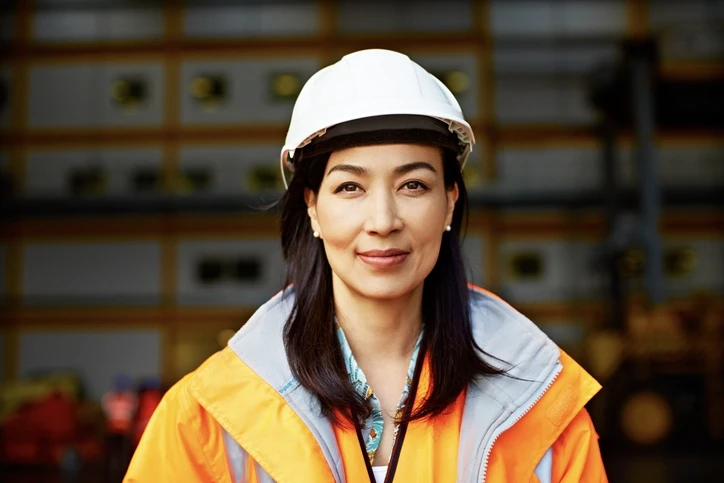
[332,275,423,364]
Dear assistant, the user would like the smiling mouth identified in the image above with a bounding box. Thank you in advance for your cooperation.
[357,249,409,268]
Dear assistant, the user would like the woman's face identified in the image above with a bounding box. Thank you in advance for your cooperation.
[305,143,458,300]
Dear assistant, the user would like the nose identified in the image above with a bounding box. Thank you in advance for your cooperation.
[363,189,403,236]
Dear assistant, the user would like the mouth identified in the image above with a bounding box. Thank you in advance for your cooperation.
[357,248,409,268]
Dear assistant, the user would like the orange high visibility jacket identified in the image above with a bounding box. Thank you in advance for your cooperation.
[126,287,607,482]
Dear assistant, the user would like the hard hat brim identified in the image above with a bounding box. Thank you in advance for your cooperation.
[290,115,463,163]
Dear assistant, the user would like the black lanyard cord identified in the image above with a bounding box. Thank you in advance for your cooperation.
[353,340,427,483]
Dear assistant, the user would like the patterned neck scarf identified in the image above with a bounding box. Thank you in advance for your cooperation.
[335,321,424,464]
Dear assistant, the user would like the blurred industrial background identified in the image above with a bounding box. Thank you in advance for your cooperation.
[0,0,722,481]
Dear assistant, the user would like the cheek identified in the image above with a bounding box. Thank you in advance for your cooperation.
[401,196,448,234]
[315,198,360,244]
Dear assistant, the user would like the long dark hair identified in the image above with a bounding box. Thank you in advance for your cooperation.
[279,143,505,426]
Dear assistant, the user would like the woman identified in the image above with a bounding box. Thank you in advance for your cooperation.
[125,49,607,482]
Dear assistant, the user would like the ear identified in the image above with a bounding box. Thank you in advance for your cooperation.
[304,188,320,235]
[445,182,459,228]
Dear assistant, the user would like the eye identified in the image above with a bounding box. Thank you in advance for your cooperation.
[401,180,428,191]
[334,183,362,193]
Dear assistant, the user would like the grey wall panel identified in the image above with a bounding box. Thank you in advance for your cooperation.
[18,329,161,400]
[648,1,724,61]
[337,0,473,34]
[178,144,281,195]
[495,77,596,125]
[648,0,724,28]
[28,62,164,128]
[22,242,162,306]
[658,24,723,62]
[33,7,164,42]
[616,145,724,190]
[177,238,284,307]
[664,239,724,297]
[498,239,604,302]
[658,146,724,189]
[410,53,479,120]
[180,57,319,125]
[461,233,485,287]
[24,148,164,197]
[491,0,626,38]
[184,4,319,38]
[0,67,12,130]
[496,147,602,194]
[493,44,618,76]
[29,64,94,128]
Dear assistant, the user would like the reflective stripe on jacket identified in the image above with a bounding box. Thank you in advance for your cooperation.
[125,286,607,482]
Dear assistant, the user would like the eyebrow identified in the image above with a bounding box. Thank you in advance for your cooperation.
[327,161,437,176]
[393,161,437,175]
[327,164,366,176]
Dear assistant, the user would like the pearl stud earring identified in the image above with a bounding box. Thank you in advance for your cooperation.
[445,225,452,232]
[313,230,320,238]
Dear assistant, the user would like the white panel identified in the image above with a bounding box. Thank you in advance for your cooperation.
[495,76,596,125]
[24,147,163,197]
[28,62,164,128]
[177,238,284,307]
[410,52,480,120]
[180,57,320,125]
[18,329,161,400]
[338,0,473,34]
[179,144,281,195]
[22,242,162,306]
[461,232,485,287]
[0,243,6,304]
[664,239,724,298]
[33,7,164,42]
[184,4,319,38]
[491,0,627,37]
[0,67,11,130]
[496,147,602,194]
[498,239,604,302]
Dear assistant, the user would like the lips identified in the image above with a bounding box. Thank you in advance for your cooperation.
[357,248,409,268]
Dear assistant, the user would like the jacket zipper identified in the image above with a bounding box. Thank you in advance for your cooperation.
[478,360,563,483]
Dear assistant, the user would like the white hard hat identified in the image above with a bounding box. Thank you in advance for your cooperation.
[280,49,475,187]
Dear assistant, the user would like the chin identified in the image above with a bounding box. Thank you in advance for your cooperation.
[351,278,421,301]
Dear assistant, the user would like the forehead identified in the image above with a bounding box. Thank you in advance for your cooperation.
[326,143,442,171]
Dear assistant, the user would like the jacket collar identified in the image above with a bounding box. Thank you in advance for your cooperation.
[190,287,597,482]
